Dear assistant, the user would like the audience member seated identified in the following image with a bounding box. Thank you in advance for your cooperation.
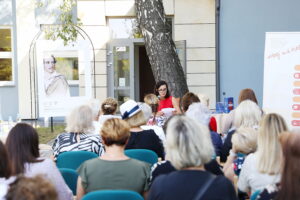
[197,93,218,132]
[6,123,73,200]
[76,118,150,199]
[220,100,262,162]
[139,102,166,143]
[52,105,105,160]
[154,80,181,115]
[185,102,223,157]
[257,132,300,200]
[144,94,167,127]
[223,127,258,182]
[148,115,237,200]
[6,175,58,200]
[238,113,287,195]
[98,97,120,125]
[120,100,164,159]
[222,88,259,135]
[0,140,15,199]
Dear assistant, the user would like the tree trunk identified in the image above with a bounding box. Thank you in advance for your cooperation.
[135,0,188,98]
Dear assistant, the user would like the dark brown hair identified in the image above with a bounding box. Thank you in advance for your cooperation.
[154,80,170,98]
[6,123,42,175]
[276,132,300,200]
[181,92,200,112]
[6,175,58,200]
[101,98,118,115]
[0,140,11,178]
[238,88,258,104]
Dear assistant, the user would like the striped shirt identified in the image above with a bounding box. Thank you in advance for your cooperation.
[52,132,105,160]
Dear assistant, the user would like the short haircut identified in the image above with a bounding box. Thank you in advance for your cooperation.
[101,118,130,146]
[144,94,159,113]
[125,110,147,127]
[6,175,58,200]
[238,88,258,104]
[165,115,214,169]
[154,80,170,98]
[6,123,41,174]
[181,92,200,112]
[233,100,262,128]
[257,113,288,174]
[101,97,118,115]
[0,140,11,179]
[66,105,94,133]
[231,127,258,155]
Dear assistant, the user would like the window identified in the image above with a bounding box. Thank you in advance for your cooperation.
[0,27,13,85]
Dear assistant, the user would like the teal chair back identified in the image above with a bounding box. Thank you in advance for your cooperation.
[82,190,143,200]
[125,149,158,165]
[250,190,262,200]
[59,168,78,195]
[56,151,98,170]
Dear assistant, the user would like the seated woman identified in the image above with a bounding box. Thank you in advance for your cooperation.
[238,113,287,194]
[144,94,167,127]
[6,123,73,200]
[148,115,237,200]
[52,105,105,160]
[76,118,150,199]
[0,140,15,199]
[223,127,258,182]
[154,80,181,116]
[98,97,120,125]
[257,132,300,200]
[120,99,165,159]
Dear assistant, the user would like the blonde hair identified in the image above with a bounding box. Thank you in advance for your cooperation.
[234,100,262,128]
[101,118,130,146]
[165,115,214,170]
[101,98,118,115]
[65,105,94,133]
[144,94,159,113]
[232,127,258,154]
[257,113,288,174]
[125,111,147,127]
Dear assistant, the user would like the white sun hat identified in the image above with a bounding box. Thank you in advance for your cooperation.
[120,99,141,119]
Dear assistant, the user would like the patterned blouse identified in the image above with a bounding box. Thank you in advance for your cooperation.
[52,132,105,160]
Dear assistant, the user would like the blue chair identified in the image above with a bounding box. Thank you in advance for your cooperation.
[250,190,262,200]
[125,149,158,165]
[82,190,144,200]
[56,151,98,170]
[59,168,78,195]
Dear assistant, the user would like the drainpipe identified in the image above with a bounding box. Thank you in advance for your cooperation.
[215,0,221,102]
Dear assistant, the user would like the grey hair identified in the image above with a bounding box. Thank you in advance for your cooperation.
[234,100,262,128]
[185,103,211,126]
[165,115,214,170]
[65,105,94,133]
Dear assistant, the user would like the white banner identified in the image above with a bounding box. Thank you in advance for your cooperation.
[36,40,92,117]
[263,32,300,130]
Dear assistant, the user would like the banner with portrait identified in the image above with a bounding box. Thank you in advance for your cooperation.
[36,40,92,117]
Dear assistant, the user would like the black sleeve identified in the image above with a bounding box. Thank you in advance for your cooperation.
[220,130,235,162]
[204,159,224,176]
[150,132,165,159]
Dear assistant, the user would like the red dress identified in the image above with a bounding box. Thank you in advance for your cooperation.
[158,96,173,111]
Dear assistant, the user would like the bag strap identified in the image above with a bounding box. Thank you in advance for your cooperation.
[192,174,216,200]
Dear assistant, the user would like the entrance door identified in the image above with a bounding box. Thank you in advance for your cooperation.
[108,40,134,105]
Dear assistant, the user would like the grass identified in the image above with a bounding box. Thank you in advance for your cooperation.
[36,125,65,144]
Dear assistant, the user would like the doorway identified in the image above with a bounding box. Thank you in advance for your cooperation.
[137,46,155,101]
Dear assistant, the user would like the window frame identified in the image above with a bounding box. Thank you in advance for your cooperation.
[0,26,15,86]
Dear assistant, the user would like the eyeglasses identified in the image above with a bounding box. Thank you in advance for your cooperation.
[44,61,56,64]
[158,88,167,92]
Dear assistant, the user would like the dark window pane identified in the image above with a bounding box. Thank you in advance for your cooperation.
[0,29,12,52]
[0,59,12,81]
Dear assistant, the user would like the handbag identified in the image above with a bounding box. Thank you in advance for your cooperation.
[192,174,216,200]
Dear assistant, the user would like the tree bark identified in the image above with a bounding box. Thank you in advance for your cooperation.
[135,0,189,98]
